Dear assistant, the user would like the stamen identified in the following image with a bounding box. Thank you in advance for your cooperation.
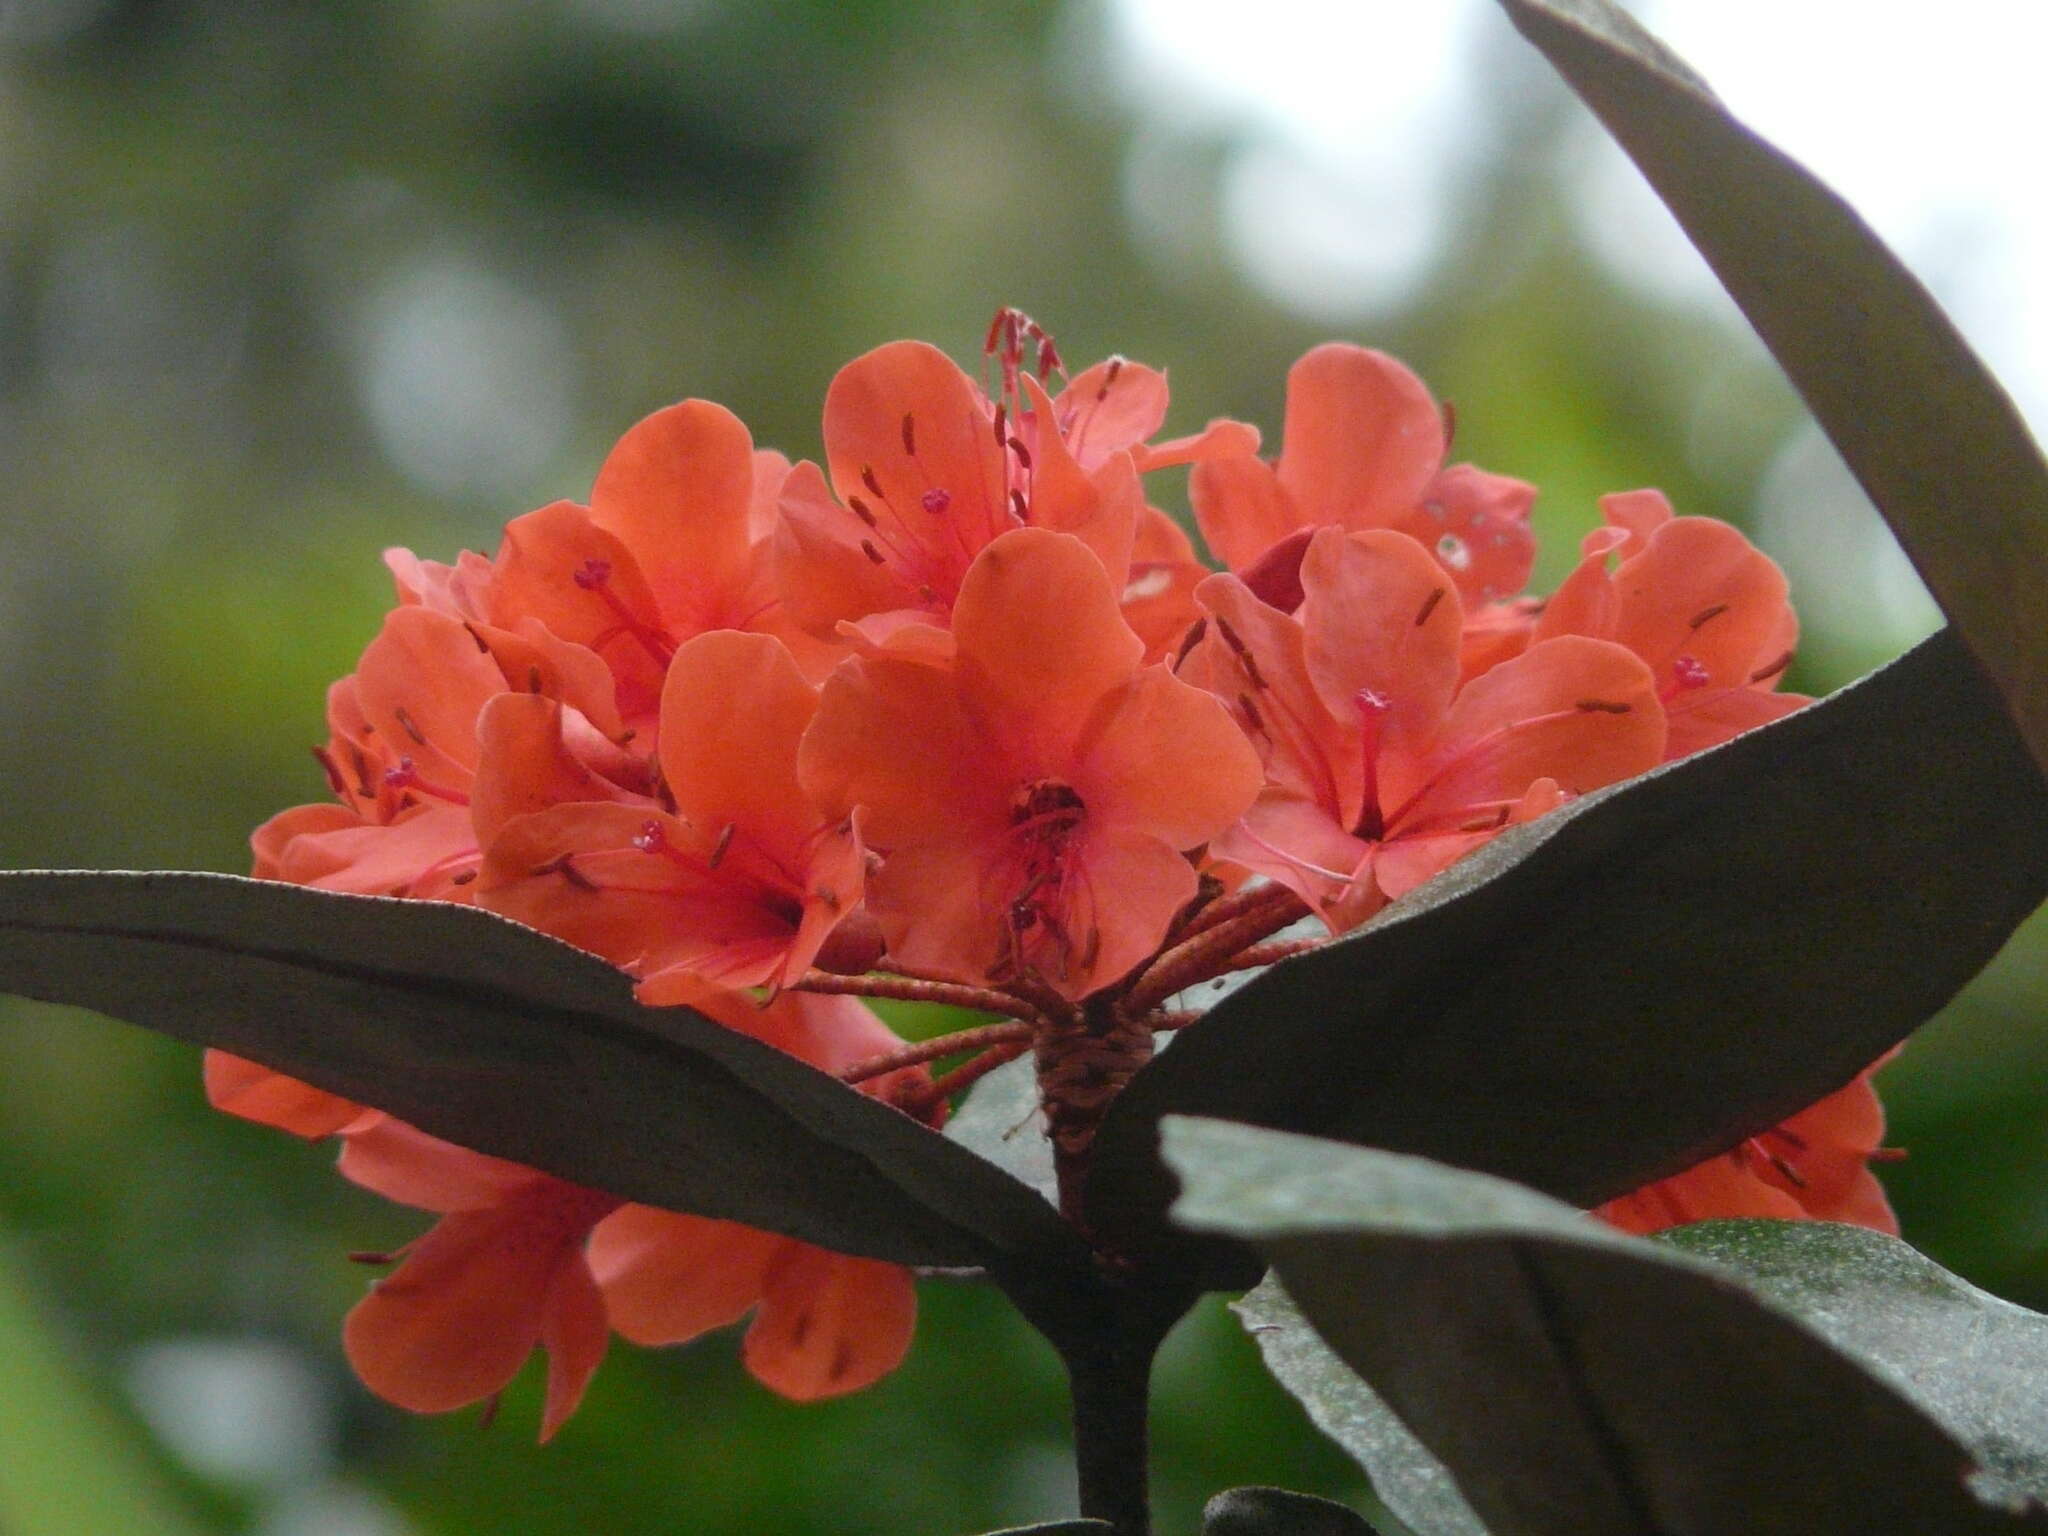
[901,413,916,457]
[1688,603,1729,631]
[1009,489,1028,521]
[709,822,735,870]
[381,756,470,806]
[847,495,879,527]
[527,665,544,694]
[1415,587,1447,627]
[1238,691,1266,733]
[861,465,885,499]
[861,539,887,565]
[1007,437,1033,471]
[536,853,598,892]
[449,869,477,886]
[1440,399,1458,453]
[1575,699,1633,714]
[312,745,348,797]
[1098,357,1123,399]
[992,403,1008,450]
[1750,650,1794,684]
[393,707,427,746]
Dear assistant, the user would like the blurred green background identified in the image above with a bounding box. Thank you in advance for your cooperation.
[1,1,2042,1532]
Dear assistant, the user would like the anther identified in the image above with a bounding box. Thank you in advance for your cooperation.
[1214,618,1249,656]
[1010,489,1028,520]
[900,413,916,456]
[861,539,887,565]
[1440,399,1458,453]
[709,823,735,870]
[1099,357,1123,398]
[312,745,348,797]
[1415,587,1446,627]
[992,404,1008,449]
[573,559,612,590]
[861,465,885,499]
[1750,650,1794,684]
[1688,603,1729,631]
[848,495,879,527]
[394,707,427,745]
[348,1249,400,1265]
[538,853,598,892]
[921,489,951,515]
[527,665,544,694]
[461,622,491,653]
[1007,437,1033,470]
[449,869,477,886]
[1575,699,1633,714]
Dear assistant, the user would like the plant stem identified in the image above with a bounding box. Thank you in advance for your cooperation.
[1066,1308,1167,1536]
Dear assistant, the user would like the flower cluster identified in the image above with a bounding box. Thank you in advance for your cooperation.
[217,313,1895,1437]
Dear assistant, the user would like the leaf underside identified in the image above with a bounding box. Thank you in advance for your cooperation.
[1090,631,2048,1252]
[1169,1118,2048,1536]
[0,871,1084,1273]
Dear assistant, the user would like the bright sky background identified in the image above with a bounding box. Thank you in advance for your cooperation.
[1109,0,2044,654]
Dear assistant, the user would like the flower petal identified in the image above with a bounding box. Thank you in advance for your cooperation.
[587,1204,779,1346]
[742,1242,917,1402]
[1275,344,1443,530]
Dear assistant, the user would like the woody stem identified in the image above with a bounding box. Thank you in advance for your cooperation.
[1119,886,1309,1016]
[836,1022,1034,1085]
[790,969,1043,1024]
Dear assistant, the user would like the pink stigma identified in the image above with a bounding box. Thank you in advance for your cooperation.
[573,559,612,590]
[631,819,668,854]
[1671,655,1712,691]
[922,488,952,515]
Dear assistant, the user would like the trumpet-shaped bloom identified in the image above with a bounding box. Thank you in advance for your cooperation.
[1535,489,1809,758]
[338,1119,618,1442]
[801,528,1262,996]
[1596,1065,1897,1235]
[1192,527,1665,930]
[1190,344,1537,609]
[475,630,861,995]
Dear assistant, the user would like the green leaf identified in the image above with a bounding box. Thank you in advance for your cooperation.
[1234,1280,1487,1536]
[1089,632,2048,1253]
[1165,1117,2048,1536]
[1497,0,2048,774]
[1203,1485,1379,1534]
[1661,1221,2048,1509]
[0,870,1086,1273]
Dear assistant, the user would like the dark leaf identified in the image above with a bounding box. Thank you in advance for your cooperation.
[0,871,1086,1272]
[1089,632,2048,1252]
[1203,1485,1379,1535]
[1166,1118,2048,1536]
[1661,1221,2048,1508]
[1499,0,2048,773]
[1234,1280,1487,1536]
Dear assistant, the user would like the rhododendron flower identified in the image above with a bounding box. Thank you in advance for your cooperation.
[800,527,1263,996]
[217,319,1905,1457]
[1596,1063,1897,1235]
[476,629,861,996]
[1190,343,1536,610]
[338,1119,618,1442]
[1189,526,1665,931]
[1535,488,1809,758]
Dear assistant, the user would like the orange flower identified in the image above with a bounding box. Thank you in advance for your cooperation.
[1190,343,1536,611]
[336,987,928,1433]
[1596,1064,1897,1235]
[1534,489,1809,758]
[800,527,1263,997]
[586,989,926,1402]
[1190,527,1665,931]
[338,1119,618,1442]
[474,629,861,996]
